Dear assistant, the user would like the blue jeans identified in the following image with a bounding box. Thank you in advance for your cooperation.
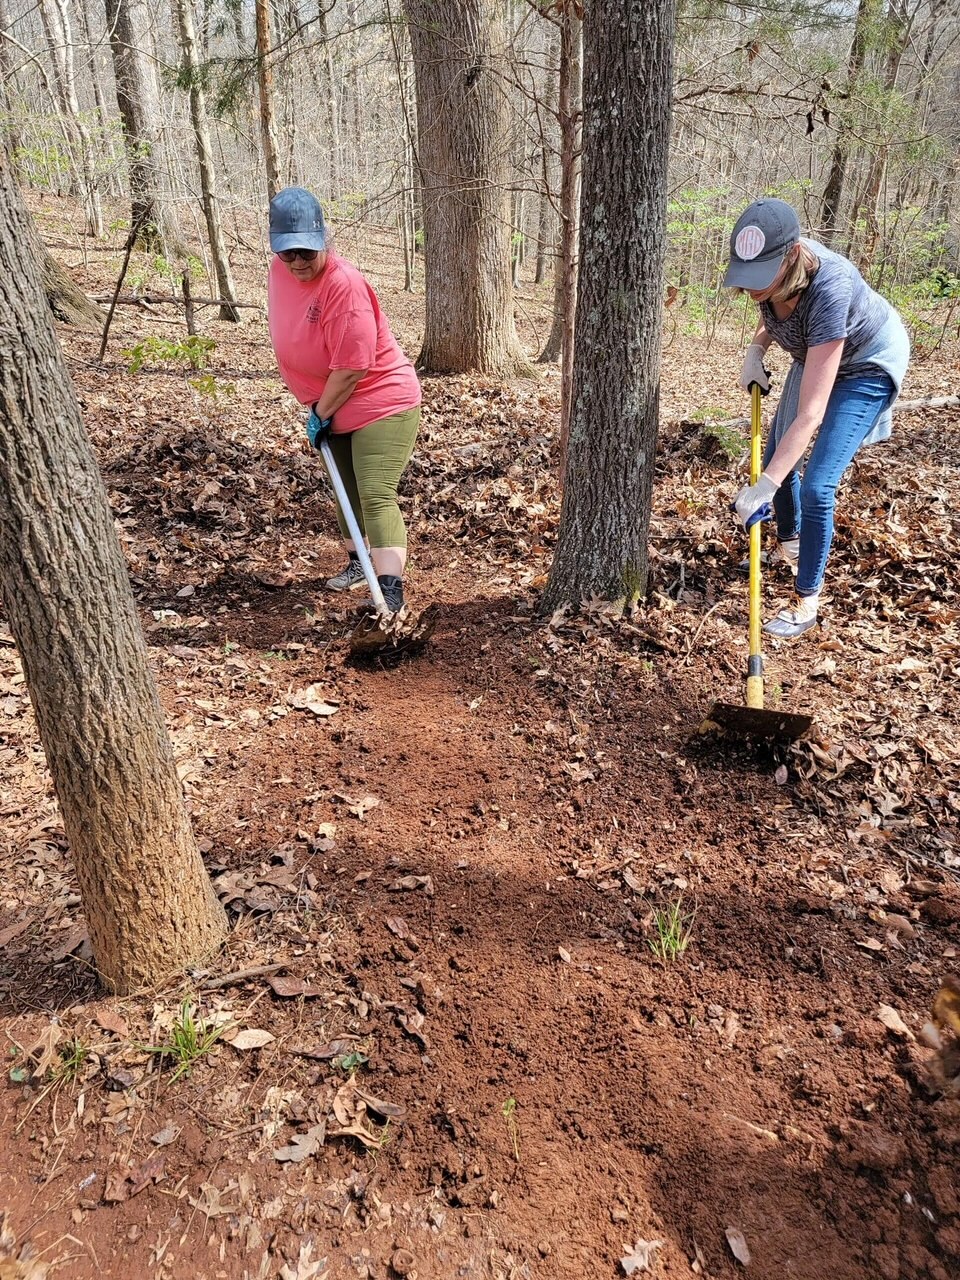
[763,372,895,597]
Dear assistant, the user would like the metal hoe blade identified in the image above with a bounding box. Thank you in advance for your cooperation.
[700,701,812,741]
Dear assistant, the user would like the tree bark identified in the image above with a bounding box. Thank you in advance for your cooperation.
[402,0,530,375]
[173,0,241,321]
[0,0,22,167]
[820,0,878,243]
[0,155,227,993]
[105,0,186,253]
[255,0,283,199]
[538,2,582,472]
[44,0,104,236]
[542,0,675,613]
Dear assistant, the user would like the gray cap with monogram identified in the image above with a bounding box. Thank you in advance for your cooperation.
[723,198,801,290]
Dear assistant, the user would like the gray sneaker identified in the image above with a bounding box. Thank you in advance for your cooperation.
[325,558,366,592]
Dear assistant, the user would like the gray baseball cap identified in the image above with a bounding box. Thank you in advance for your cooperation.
[269,187,327,252]
[723,198,801,290]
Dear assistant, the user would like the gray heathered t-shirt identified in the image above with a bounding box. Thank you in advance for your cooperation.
[761,240,893,380]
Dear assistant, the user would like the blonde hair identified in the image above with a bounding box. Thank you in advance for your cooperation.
[768,241,819,303]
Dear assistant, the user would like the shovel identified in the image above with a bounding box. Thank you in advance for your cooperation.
[700,383,812,740]
[317,435,435,657]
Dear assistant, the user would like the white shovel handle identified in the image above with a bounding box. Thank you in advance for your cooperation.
[317,437,388,615]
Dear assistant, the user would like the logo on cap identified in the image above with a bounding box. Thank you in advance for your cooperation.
[735,225,766,261]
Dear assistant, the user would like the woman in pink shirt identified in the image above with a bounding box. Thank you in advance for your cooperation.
[267,187,422,614]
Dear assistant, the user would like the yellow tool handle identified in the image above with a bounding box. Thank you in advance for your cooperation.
[747,382,764,709]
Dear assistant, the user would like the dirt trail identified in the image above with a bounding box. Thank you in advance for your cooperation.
[1,199,958,1279]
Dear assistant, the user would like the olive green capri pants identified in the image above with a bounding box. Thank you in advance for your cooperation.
[321,406,420,549]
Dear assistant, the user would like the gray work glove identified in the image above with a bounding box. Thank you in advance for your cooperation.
[739,343,772,394]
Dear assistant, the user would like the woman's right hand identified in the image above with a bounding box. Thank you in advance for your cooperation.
[739,343,771,394]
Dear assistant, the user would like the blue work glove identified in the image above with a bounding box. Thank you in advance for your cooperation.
[733,472,778,530]
[306,406,333,449]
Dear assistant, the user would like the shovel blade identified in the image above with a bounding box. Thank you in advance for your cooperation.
[349,603,438,658]
[699,701,812,740]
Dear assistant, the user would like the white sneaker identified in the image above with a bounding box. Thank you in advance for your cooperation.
[763,592,819,639]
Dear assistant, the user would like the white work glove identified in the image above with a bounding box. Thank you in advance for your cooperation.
[739,343,771,394]
[733,472,778,530]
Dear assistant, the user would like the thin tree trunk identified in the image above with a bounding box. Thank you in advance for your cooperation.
[542,0,676,612]
[49,0,103,235]
[0,0,22,168]
[535,23,560,286]
[539,2,582,470]
[173,0,240,321]
[105,0,186,253]
[319,4,341,199]
[402,0,530,375]
[0,154,227,994]
[820,0,878,242]
[77,0,122,198]
[255,0,283,198]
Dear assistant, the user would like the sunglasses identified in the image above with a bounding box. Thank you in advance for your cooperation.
[277,248,319,263]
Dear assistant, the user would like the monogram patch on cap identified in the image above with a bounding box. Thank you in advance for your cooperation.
[735,225,766,260]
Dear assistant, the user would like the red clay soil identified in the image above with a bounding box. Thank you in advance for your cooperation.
[0,196,958,1280]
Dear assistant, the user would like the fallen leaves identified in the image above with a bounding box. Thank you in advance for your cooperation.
[223,1027,275,1051]
[877,1003,914,1039]
[620,1239,664,1275]
[104,1154,166,1203]
[725,1226,751,1266]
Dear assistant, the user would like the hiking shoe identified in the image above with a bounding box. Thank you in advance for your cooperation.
[763,593,819,639]
[377,574,405,613]
[326,557,366,592]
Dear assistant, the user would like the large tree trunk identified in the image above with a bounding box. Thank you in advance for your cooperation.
[105,0,185,253]
[173,0,241,321]
[542,0,675,613]
[402,0,530,375]
[18,190,103,325]
[0,154,227,993]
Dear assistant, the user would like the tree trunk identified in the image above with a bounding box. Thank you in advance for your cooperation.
[853,0,911,271]
[0,0,22,168]
[45,0,104,236]
[15,182,103,325]
[255,0,283,198]
[318,3,341,199]
[542,0,675,613]
[0,155,227,994]
[820,0,878,243]
[78,0,123,197]
[402,0,530,375]
[105,0,186,253]
[173,0,241,321]
[538,3,582,469]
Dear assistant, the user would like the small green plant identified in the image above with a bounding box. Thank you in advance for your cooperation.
[648,898,694,964]
[502,1097,521,1163]
[189,373,235,401]
[703,422,748,461]
[123,334,216,374]
[332,1049,369,1075]
[144,1001,225,1082]
[56,1038,91,1083]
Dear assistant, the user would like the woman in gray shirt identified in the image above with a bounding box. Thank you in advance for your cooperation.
[726,198,910,638]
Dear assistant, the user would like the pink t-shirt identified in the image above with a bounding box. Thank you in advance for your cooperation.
[268,252,421,433]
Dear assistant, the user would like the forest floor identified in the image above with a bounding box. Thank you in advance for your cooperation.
[1,192,959,1280]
